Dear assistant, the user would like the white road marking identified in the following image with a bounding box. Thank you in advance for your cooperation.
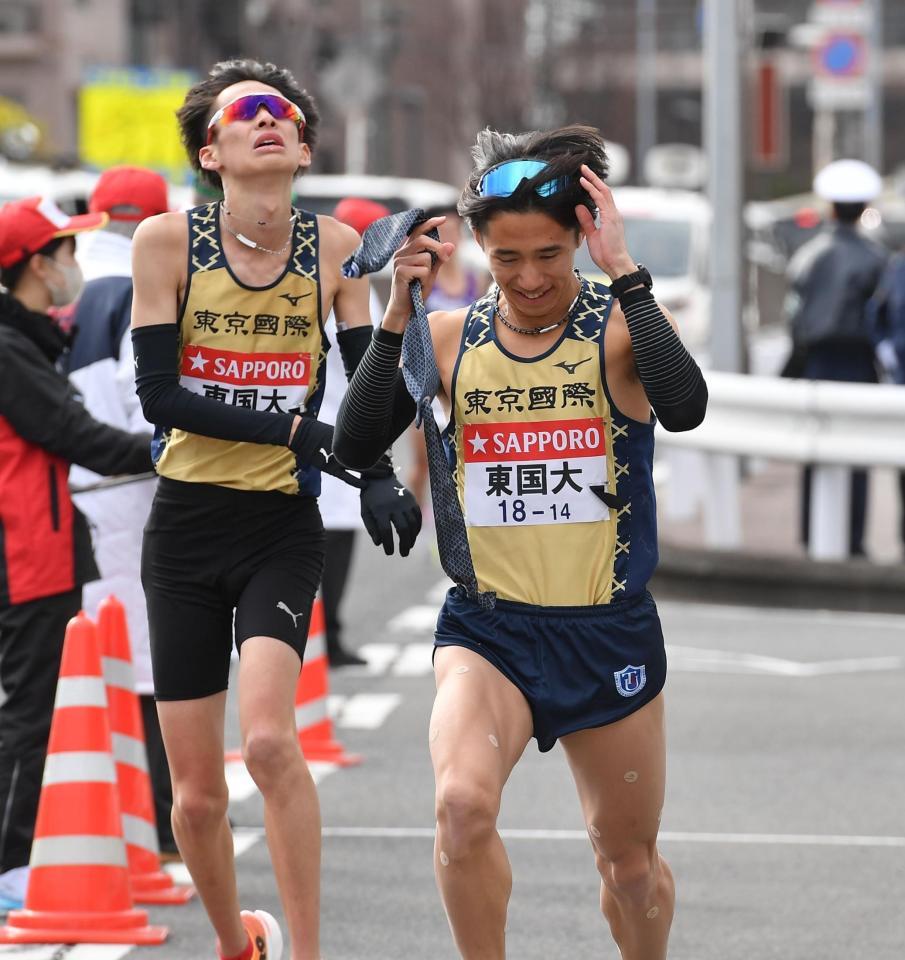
[392,643,435,676]
[349,613,905,680]
[162,826,282,886]
[667,644,905,677]
[225,758,337,803]
[334,693,402,729]
[387,606,438,634]
[357,643,402,674]
[427,580,452,603]
[319,825,905,848]
[0,949,135,959]
[661,599,905,630]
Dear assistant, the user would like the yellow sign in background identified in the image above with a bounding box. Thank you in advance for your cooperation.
[79,68,195,180]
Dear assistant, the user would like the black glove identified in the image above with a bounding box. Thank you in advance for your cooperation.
[359,456,422,557]
[289,417,364,489]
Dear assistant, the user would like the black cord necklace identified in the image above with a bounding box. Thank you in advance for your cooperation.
[494,277,583,336]
[222,201,297,228]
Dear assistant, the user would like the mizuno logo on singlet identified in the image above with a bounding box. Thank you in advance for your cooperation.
[276,601,305,628]
[280,292,311,307]
[554,357,592,375]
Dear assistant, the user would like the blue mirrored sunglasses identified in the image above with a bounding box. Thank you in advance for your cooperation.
[477,159,569,198]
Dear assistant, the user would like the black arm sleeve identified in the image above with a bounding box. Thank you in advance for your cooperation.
[336,324,375,381]
[618,287,708,432]
[333,326,417,469]
[0,333,152,476]
[132,323,294,445]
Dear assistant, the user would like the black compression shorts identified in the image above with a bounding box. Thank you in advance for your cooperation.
[141,477,326,701]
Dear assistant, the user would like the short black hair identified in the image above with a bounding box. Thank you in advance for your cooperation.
[177,58,320,191]
[833,201,866,225]
[0,237,66,294]
[458,124,609,235]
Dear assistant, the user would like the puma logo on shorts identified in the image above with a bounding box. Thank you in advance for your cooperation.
[276,601,305,629]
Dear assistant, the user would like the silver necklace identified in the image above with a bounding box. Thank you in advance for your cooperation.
[219,204,294,255]
[495,280,583,336]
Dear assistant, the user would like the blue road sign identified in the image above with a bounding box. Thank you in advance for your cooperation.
[818,34,864,76]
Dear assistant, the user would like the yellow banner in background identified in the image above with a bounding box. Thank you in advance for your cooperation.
[78,68,195,180]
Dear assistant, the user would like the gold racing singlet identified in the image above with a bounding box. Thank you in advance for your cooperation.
[153,202,327,496]
[444,276,658,607]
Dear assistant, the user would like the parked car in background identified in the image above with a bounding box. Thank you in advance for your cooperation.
[294,173,460,217]
[576,186,711,348]
[0,157,192,215]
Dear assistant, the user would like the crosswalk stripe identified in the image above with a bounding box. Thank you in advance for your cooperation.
[392,643,435,676]
[357,643,401,674]
[336,693,402,729]
[427,580,452,603]
[0,948,136,959]
[387,606,438,633]
[161,824,296,888]
[225,758,338,804]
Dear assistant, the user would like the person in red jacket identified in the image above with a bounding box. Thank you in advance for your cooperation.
[0,195,153,908]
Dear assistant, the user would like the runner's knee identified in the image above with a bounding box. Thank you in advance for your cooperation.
[597,843,659,909]
[435,778,499,856]
[242,726,300,787]
[173,782,229,831]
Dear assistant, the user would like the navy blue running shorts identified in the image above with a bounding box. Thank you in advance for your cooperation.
[141,477,326,701]
[434,587,666,752]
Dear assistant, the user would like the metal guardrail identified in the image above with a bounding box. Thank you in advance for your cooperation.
[657,372,905,467]
[655,372,905,560]
[70,472,157,495]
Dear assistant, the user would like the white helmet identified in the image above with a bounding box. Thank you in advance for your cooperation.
[813,159,882,203]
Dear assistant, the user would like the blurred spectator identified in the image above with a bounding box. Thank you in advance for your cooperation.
[0,196,153,907]
[319,197,390,667]
[867,250,905,549]
[67,166,178,858]
[784,160,888,557]
[408,205,490,504]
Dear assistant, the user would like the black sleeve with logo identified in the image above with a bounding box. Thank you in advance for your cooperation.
[132,322,296,445]
[333,326,416,469]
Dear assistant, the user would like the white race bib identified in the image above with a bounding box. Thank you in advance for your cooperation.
[463,418,611,527]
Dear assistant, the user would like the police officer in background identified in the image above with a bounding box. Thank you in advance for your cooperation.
[784,159,889,556]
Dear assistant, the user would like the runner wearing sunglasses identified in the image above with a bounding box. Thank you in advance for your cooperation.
[334,125,708,959]
[129,59,420,960]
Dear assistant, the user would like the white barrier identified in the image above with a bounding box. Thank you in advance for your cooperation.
[655,372,905,560]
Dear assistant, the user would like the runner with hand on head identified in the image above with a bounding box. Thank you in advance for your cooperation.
[334,124,706,960]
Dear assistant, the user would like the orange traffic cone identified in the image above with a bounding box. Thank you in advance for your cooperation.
[296,596,361,766]
[97,595,194,905]
[0,612,167,945]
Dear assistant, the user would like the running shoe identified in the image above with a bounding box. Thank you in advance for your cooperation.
[0,866,28,910]
[241,909,284,960]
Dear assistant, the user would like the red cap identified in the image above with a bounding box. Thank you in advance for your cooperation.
[0,196,108,269]
[89,165,169,221]
[333,197,392,236]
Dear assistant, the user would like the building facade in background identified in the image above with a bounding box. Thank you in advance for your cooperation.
[1,0,905,198]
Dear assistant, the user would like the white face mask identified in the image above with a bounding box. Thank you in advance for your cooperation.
[42,257,84,307]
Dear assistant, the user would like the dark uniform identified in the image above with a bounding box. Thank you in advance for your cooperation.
[786,222,888,554]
